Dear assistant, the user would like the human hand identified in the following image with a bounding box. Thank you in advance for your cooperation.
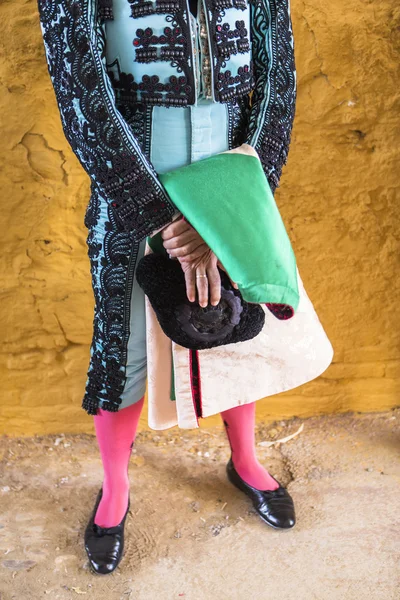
[182,254,239,308]
[161,217,208,264]
[161,217,238,306]
[179,248,220,307]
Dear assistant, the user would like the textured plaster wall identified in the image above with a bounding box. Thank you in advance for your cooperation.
[0,0,399,436]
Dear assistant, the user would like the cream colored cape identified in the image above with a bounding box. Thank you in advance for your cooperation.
[145,144,333,429]
[144,244,334,430]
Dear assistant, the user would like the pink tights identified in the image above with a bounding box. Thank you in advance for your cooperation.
[93,397,144,528]
[93,398,277,528]
[220,402,279,491]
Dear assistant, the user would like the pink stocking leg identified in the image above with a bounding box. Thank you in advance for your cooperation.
[220,402,279,491]
[93,396,145,527]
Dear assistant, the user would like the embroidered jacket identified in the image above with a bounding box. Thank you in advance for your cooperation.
[37,0,297,415]
[104,0,254,105]
[37,0,296,239]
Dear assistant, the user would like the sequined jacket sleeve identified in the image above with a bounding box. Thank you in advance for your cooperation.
[37,0,177,240]
[245,0,297,193]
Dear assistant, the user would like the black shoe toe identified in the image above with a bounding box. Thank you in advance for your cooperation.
[84,487,130,575]
[226,456,296,530]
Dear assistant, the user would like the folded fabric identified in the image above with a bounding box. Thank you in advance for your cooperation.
[156,144,300,311]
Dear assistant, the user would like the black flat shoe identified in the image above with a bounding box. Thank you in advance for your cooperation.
[226,456,296,530]
[84,487,130,575]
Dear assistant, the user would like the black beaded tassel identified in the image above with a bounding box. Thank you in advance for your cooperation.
[99,0,114,21]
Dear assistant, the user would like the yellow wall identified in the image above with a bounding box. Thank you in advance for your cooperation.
[0,1,399,437]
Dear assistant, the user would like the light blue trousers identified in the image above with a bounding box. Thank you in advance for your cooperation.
[98,98,230,410]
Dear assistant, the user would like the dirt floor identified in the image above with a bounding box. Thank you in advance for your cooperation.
[0,410,399,600]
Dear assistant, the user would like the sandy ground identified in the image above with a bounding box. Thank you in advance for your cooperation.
[0,410,399,600]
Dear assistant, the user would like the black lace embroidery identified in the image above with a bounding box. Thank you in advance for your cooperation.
[129,0,181,18]
[227,94,251,149]
[81,101,160,415]
[99,0,114,20]
[133,25,186,48]
[133,25,188,64]
[215,20,250,57]
[83,172,149,414]
[127,0,197,105]
[116,101,152,155]
[126,5,196,105]
[245,0,296,192]
[107,59,193,106]
[37,0,178,415]
[216,63,254,102]
[83,203,142,413]
[82,106,154,414]
[37,0,176,239]
[213,0,247,10]
[204,1,256,102]
[124,0,255,104]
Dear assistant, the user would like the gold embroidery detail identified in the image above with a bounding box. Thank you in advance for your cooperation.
[198,0,212,99]
[189,12,200,97]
